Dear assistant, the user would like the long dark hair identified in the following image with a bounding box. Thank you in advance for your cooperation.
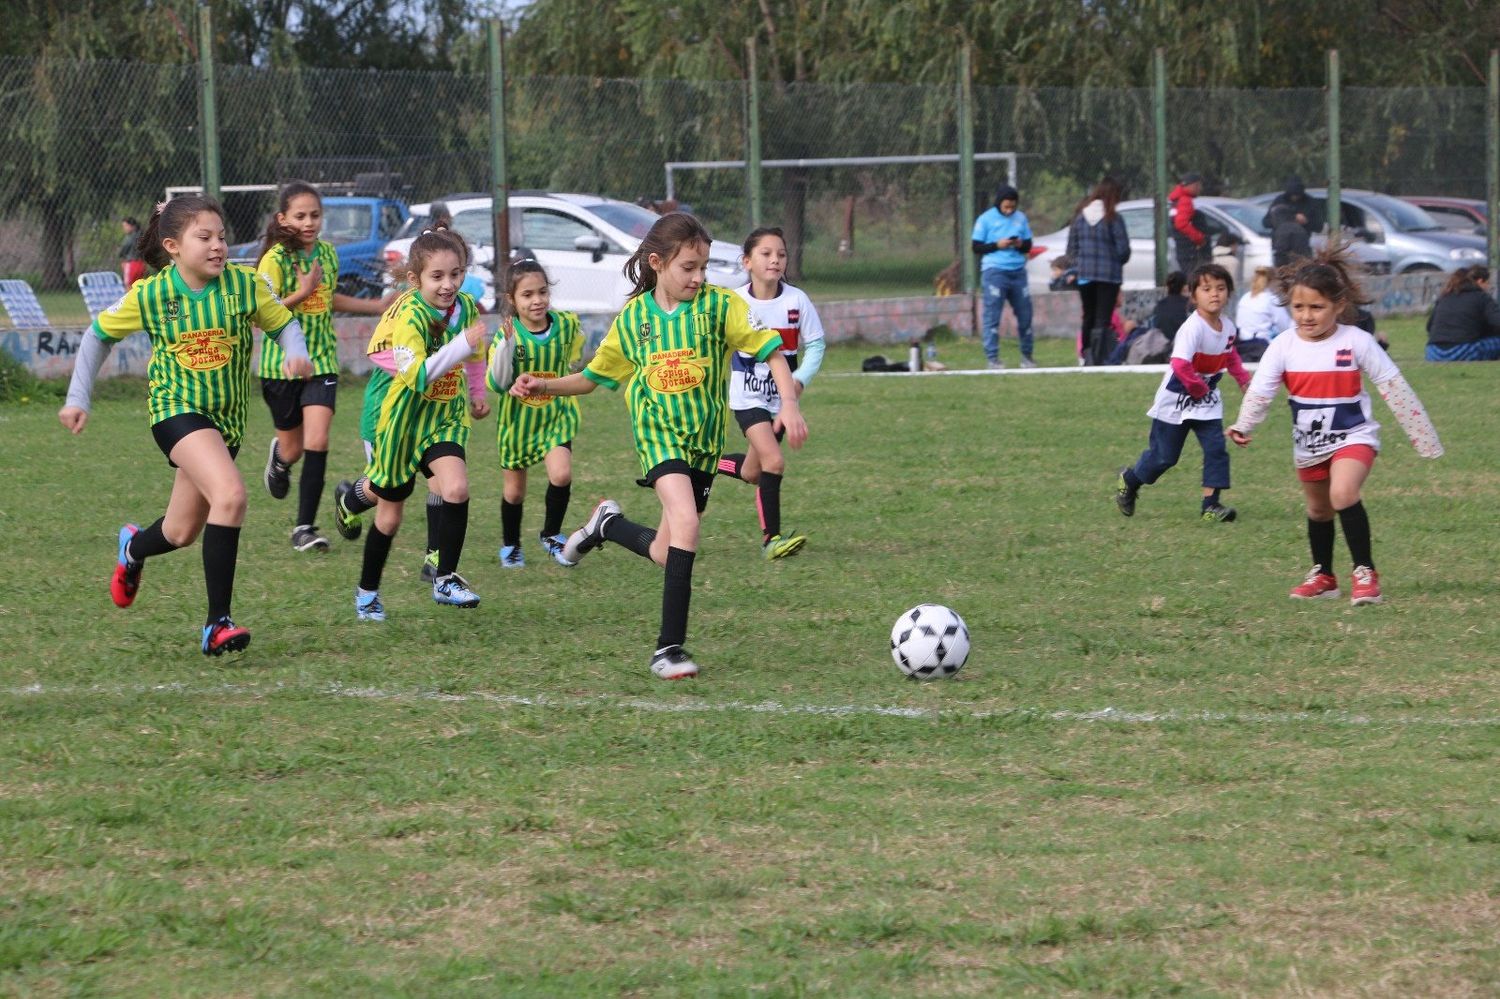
[624,212,713,298]
[138,195,225,271]
[1274,242,1372,323]
[1074,176,1124,221]
[741,225,785,258]
[1439,264,1488,298]
[260,181,321,260]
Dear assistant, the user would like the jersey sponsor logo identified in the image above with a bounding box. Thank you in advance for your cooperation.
[736,363,780,400]
[424,369,464,403]
[520,370,557,407]
[300,286,330,315]
[171,328,234,371]
[645,348,705,394]
[1292,405,1353,453]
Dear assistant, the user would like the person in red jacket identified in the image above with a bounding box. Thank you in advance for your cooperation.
[1169,173,1209,274]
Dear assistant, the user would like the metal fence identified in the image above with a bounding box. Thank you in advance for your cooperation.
[1,53,1496,291]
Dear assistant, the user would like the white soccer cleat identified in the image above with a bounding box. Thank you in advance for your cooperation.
[650,645,699,680]
[561,499,621,566]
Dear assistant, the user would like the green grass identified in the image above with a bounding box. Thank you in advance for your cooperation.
[3,320,1498,996]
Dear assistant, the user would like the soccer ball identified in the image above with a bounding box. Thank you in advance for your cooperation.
[890,604,970,680]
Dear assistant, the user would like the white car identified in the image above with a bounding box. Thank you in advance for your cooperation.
[1025,196,1275,291]
[383,192,745,314]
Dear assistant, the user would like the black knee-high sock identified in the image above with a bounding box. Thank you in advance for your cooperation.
[437,499,469,577]
[201,523,240,622]
[345,479,377,515]
[425,492,443,553]
[1338,501,1374,570]
[360,525,394,592]
[501,498,523,548]
[603,514,658,559]
[296,449,327,527]
[1308,518,1336,575]
[128,516,179,563]
[543,483,571,537]
[757,471,783,541]
[657,546,696,650]
[717,453,746,481]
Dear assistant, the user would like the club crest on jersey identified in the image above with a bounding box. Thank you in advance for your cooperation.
[637,322,651,344]
[165,299,181,321]
[1335,348,1353,368]
[787,308,800,324]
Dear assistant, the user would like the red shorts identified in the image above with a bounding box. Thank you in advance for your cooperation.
[1296,444,1377,482]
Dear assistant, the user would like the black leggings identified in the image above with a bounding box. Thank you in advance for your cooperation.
[1077,281,1120,362]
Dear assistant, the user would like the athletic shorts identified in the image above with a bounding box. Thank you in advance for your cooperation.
[637,458,714,513]
[151,412,241,467]
[368,441,466,503]
[734,407,786,442]
[262,375,338,431]
[1296,444,1377,483]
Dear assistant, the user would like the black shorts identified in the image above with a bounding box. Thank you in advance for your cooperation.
[734,407,785,442]
[368,441,466,503]
[151,412,241,467]
[637,459,714,513]
[261,375,338,431]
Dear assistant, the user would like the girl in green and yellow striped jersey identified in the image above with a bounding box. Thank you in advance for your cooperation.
[256,181,390,553]
[59,195,313,656]
[485,260,583,568]
[331,228,491,621]
[510,213,808,680]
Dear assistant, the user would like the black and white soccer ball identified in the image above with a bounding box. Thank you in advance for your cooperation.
[890,604,970,679]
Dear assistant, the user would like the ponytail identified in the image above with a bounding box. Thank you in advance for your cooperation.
[624,211,713,299]
[260,181,321,261]
[139,195,225,272]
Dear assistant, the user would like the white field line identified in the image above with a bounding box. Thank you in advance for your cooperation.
[4,681,1498,728]
[824,362,1262,378]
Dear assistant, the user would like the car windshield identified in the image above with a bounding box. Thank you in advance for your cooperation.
[322,204,371,243]
[396,213,428,240]
[1363,194,1442,233]
[1218,202,1270,236]
[583,201,660,240]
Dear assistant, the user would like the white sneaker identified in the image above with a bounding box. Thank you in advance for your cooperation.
[986,359,1005,370]
[650,645,699,680]
[1020,356,1038,369]
[432,572,481,608]
[561,499,621,565]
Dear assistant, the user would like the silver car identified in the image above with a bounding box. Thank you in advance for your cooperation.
[1247,189,1486,274]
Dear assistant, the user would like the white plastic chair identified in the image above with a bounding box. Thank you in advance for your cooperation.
[0,279,52,329]
[78,271,127,319]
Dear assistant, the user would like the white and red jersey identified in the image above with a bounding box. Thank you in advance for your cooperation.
[1145,311,1245,424]
[729,281,825,412]
[1247,323,1400,467]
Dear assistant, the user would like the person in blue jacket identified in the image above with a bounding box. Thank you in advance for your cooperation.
[971,184,1035,369]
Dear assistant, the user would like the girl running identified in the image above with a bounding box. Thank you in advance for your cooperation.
[717,226,826,559]
[257,181,389,553]
[59,195,311,655]
[331,228,490,620]
[1228,246,1444,604]
[485,260,583,568]
[509,212,808,679]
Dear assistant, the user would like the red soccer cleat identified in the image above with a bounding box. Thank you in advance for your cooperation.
[1350,566,1383,606]
[1289,567,1340,600]
[201,617,251,657]
[111,524,143,608]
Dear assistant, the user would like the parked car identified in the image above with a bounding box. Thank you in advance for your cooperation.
[383,192,746,314]
[1247,189,1486,274]
[1026,196,1274,291]
[228,195,409,296]
[1401,196,1487,235]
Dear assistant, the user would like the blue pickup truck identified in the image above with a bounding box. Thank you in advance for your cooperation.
[228,196,408,296]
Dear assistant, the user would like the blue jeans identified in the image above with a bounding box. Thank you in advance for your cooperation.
[1132,418,1230,489]
[981,268,1033,361]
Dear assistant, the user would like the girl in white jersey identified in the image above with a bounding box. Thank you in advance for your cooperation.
[717,227,826,559]
[1229,247,1443,605]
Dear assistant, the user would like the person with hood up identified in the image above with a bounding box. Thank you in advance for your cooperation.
[1169,172,1209,274]
[1261,175,1324,236]
[971,183,1035,368]
[1066,175,1132,366]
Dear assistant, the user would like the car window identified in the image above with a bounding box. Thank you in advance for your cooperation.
[1218,202,1270,236]
[379,205,404,240]
[1364,194,1441,233]
[522,208,598,252]
[1120,208,1154,241]
[452,210,493,247]
[584,202,661,240]
[322,204,370,244]
[1421,207,1476,231]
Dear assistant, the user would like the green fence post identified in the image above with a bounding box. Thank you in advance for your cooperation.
[958,42,976,296]
[488,19,510,276]
[1489,50,1498,298]
[1153,48,1167,286]
[746,37,762,228]
[197,3,220,200]
[1327,49,1340,241]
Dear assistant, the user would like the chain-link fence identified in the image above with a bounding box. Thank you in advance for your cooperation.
[1,54,1494,295]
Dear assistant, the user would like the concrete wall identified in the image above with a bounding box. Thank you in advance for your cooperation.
[2,271,1448,379]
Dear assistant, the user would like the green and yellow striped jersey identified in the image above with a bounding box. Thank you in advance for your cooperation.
[256,239,340,377]
[366,290,484,488]
[91,263,295,447]
[487,310,583,469]
[585,284,780,475]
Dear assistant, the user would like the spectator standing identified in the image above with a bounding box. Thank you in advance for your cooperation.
[970,184,1035,369]
[1425,265,1500,361]
[119,216,145,289]
[1066,175,1132,366]
[1261,175,1324,236]
[1269,203,1313,268]
[1169,172,1210,274]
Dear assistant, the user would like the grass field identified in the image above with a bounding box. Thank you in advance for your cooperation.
[3,322,1498,996]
